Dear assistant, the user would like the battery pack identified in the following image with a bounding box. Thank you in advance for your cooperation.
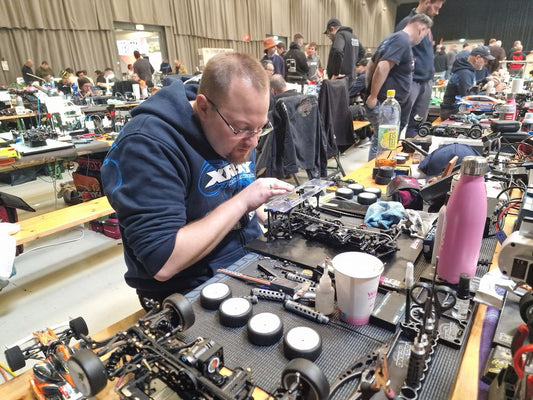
[370,291,406,332]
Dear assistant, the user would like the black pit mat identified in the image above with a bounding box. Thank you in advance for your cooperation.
[177,252,493,399]
[247,232,423,283]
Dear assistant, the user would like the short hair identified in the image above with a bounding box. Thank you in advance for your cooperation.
[489,38,497,44]
[133,50,141,58]
[198,52,269,103]
[94,70,103,75]
[78,77,91,88]
[270,74,287,93]
[293,33,304,41]
[308,42,318,49]
[76,70,87,77]
[356,58,368,67]
[65,67,74,74]
[407,13,433,28]
[463,42,469,48]
[276,42,286,50]
[261,59,274,70]
[104,67,113,72]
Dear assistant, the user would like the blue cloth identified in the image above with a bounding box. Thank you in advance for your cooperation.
[418,143,480,179]
[364,201,405,229]
[101,80,262,295]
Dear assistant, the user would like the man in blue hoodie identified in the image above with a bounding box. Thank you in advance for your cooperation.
[440,46,494,119]
[101,52,293,307]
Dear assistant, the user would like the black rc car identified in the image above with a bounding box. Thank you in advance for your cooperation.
[418,121,483,139]
[66,293,330,400]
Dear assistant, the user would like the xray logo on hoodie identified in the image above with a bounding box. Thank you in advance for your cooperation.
[199,160,255,197]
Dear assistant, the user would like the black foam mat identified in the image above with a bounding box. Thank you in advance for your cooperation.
[176,236,498,399]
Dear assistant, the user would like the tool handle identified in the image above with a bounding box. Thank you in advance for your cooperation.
[251,288,288,302]
[283,300,329,324]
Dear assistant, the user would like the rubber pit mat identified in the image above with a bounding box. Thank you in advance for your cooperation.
[176,234,497,399]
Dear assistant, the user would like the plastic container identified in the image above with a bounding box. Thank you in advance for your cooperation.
[500,98,516,121]
[437,156,487,284]
[375,89,400,168]
[315,270,335,315]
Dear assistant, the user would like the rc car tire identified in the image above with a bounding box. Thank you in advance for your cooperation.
[5,345,25,371]
[283,326,322,361]
[200,282,232,310]
[418,122,432,137]
[469,125,483,139]
[519,291,533,323]
[70,317,89,339]
[162,293,196,331]
[247,312,283,346]
[67,349,108,397]
[281,358,330,400]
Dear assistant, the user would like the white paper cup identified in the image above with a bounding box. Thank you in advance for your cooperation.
[332,252,384,325]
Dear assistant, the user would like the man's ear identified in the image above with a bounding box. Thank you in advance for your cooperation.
[195,94,209,118]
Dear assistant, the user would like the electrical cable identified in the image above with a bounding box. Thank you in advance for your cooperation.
[0,361,17,378]
[15,228,85,257]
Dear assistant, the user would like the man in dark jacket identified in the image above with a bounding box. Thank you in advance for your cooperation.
[101,52,293,307]
[324,18,363,82]
[284,41,309,83]
[440,46,494,119]
[434,45,448,81]
[396,0,445,138]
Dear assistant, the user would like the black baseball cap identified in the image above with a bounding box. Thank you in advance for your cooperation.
[324,18,341,34]
[470,45,495,60]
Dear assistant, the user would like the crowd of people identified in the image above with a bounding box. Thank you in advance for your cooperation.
[19,52,189,103]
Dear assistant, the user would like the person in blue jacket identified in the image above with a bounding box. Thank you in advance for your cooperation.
[101,52,293,307]
[440,46,494,119]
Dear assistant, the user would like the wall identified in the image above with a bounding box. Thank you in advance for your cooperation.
[0,0,397,84]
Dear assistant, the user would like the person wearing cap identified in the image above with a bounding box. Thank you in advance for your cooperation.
[366,13,433,160]
[395,0,446,138]
[440,46,495,120]
[323,18,363,81]
[261,37,285,76]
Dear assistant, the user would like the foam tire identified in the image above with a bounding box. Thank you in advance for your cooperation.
[162,293,196,331]
[347,183,364,195]
[67,349,108,397]
[247,312,283,346]
[4,345,25,371]
[200,282,232,310]
[335,187,354,200]
[219,297,253,328]
[281,358,330,400]
[418,122,432,137]
[469,125,483,139]
[70,317,89,339]
[283,326,322,361]
[364,187,382,199]
[357,192,378,205]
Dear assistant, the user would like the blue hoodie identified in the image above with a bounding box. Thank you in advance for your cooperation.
[440,56,475,113]
[101,80,262,294]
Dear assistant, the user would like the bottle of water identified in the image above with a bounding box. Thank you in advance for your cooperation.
[437,156,488,284]
[375,89,401,167]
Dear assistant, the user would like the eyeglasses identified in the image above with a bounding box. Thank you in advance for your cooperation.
[205,96,273,137]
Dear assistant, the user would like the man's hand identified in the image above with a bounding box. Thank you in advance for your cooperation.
[238,178,294,213]
[366,95,378,109]
[331,74,346,80]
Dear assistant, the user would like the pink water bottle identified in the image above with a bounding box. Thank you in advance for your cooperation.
[437,156,487,284]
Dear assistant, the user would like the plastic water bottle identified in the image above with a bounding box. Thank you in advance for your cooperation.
[437,156,488,284]
[375,89,401,168]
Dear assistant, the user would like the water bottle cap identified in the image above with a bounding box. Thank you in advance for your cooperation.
[386,89,396,97]
[460,156,487,176]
